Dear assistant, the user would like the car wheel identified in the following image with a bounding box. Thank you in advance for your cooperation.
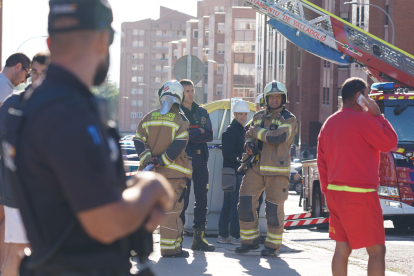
[312,186,322,218]
[295,182,302,194]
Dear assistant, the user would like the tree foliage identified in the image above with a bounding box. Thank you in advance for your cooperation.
[91,76,119,124]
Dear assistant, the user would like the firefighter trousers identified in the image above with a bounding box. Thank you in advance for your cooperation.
[160,178,187,256]
[238,164,289,250]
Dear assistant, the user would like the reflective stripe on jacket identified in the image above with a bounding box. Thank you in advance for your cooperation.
[135,107,192,179]
[243,106,298,178]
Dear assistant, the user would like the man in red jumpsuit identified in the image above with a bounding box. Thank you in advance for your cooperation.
[317,77,397,276]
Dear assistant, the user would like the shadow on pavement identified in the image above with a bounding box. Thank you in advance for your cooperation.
[221,244,303,276]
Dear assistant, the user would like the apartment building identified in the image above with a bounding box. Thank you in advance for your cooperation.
[166,0,256,104]
[256,0,414,156]
[118,7,194,133]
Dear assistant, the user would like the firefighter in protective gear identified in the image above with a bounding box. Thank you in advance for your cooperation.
[255,94,264,112]
[134,80,192,258]
[236,80,298,256]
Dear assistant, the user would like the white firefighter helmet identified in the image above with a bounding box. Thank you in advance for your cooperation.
[158,80,184,115]
[255,94,264,104]
[233,100,250,113]
[263,80,289,106]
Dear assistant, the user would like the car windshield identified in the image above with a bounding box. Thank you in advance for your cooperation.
[384,105,414,142]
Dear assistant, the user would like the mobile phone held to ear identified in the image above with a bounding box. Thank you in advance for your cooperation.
[357,94,369,112]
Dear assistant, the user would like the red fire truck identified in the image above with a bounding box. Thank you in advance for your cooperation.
[239,0,414,229]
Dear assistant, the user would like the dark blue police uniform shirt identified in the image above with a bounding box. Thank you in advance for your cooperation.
[17,64,129,271]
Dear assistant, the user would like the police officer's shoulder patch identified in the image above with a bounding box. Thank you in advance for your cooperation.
[281,109,295,120]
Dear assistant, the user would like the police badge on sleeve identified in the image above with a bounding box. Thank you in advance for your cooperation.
[2,141,17,171]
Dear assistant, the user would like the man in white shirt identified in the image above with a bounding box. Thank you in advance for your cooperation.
[0,53,31,271]
[0,53,31,104]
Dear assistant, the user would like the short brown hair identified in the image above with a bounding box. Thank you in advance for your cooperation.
[32,51,50,66]
[179,79,194,87]
[5,53,31,69]
[341,77,368,103]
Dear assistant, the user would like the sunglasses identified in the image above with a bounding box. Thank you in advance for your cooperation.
[23,67,31,80]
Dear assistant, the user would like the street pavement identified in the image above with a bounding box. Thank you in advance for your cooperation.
[137,192,411,276]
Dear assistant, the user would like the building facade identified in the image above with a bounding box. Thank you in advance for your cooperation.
[256,0,414,157]
[118,7,194,133]
[167,0,256,104]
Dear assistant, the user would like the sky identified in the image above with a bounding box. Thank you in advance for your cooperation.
[1,0,198,86]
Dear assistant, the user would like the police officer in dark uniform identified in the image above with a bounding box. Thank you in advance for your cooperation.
[178,79,215,251]
[2,1,173,275]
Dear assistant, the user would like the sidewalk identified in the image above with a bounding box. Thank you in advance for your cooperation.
[134,234,404,276]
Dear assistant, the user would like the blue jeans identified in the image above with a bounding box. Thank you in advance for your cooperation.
[218,174,243,239]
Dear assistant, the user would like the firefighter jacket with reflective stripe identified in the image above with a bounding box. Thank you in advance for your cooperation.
[135,107,192,179]
[244,106,298,178]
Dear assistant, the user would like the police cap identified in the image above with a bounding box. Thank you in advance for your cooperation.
[48,0,114,44]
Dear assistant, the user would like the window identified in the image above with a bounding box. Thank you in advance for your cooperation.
[385,5,389,25]
[233,88,254,98]
[133,29,138,35]
[132,53,138,59]
[156,53,162,59]
[138,88,143,94]
[337,88,342,109]
[178,31,186,37]
[132,76,137,82]
[132,41,138,47]
[193,47,198,56]
[163,42,169,47]
[132,64,138,70]
[138,64,144,71]
[139,29,145,35]
[137,112,143,118]
[214,6,219,12]
[218,23,225,34]
[340,12,349,22]
[156,65,162,71]
[361,6,365,27]
[323,88,330,105]
[219,6,225,12]
[163,30,173,36]
[279,51,285,67]
[193,29,198,39]
[216,84,223,95]
[138,41,144,47]
[131,112,137,118]
[234,53,254,63]
[131,100,137,106]
[217,64,224,75]
[138,76,143,83]
[356,7,360,27]
[137,100,143,106]
[235,19,256,30]
[174,49,178,57]
[324,60,330,68]
[234,42,255,53]
[163,65,169,71]
[131,124,137,130]
[217,43,225,54]
[156,30,162,36]
[165,54,169,59]
[156,42,162,47]
[155,77,161,83]
[131,89,137,94]
[138,53,144,59]
[205,26,209,36]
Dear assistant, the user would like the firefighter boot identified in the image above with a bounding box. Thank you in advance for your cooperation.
[261,247,277,257]
[235,243,260,254]
[162,250,190,258]
[191,226,215,251]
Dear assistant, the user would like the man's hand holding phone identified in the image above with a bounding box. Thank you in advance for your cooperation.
[357,94,381,117]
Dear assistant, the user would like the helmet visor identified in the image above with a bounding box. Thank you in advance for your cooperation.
[160,95,181,115]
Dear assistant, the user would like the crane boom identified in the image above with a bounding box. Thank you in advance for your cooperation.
[242,0,414,87]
